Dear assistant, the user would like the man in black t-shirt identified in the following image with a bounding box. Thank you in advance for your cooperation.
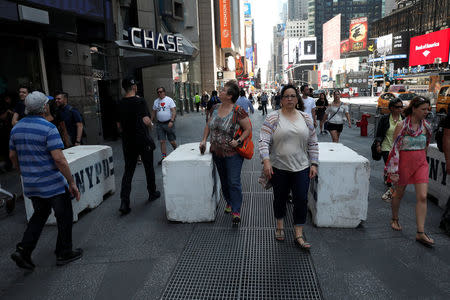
[116,77,160,215]
[11,86,30,126]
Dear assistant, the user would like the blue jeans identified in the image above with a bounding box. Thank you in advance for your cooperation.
[271,167,310,225]
[213,154,244,214]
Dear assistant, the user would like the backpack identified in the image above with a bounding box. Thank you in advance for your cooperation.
[434,117,445,152]
[231,106,254,159]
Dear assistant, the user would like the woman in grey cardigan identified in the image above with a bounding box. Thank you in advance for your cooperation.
[259,84,319,250]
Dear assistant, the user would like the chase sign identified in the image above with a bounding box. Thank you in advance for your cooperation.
[128,27,184,54]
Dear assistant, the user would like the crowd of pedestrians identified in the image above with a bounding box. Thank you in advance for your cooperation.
[3,78,449,272]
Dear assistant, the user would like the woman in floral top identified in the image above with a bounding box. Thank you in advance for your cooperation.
[199,81,252,224]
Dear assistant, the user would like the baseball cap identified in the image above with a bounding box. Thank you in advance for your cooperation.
[122,77,139,90]
[25,91,49,114]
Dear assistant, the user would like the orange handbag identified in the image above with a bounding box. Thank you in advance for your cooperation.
[232,106,254,159]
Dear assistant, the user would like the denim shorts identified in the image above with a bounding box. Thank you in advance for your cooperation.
[156,122,176,141]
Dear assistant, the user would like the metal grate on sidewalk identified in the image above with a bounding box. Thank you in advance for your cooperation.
[161,152,322,299]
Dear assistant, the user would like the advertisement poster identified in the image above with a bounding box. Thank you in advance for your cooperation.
[235,57,244,77]
[244,2,251,18]
[288,38,299,63]
[323,14,341,62]
[298,37,317,61]
[409,28,450,66]
[220,0,231,48]
[349,17,368,52]
[376,34,392,55]
[392,31,409,55]
[340,39,349,55]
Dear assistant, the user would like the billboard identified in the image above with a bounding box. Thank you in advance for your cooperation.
[288,38,299,63]
[244,2,251,18]
[409,28,450,66]
[323,14,341,62]
[298,37,317,61]
[340,39,349,55]
[349,17,368,52]
[219,0,231,48]
[392,31,409,55]
[276,23,286,37]
[245,20,253,47]
[376,34,392,55]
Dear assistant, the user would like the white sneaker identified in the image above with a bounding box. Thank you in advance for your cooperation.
[381,189,392,203]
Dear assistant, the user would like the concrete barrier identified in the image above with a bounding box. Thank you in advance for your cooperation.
[163,142,220,223]
[308,142,370,228]
[427,144,449,209]
[24,146,115,224]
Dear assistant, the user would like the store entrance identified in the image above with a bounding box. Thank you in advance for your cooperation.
[98,80,119,141]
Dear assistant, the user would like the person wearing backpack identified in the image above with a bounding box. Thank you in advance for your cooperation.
[55,92,84,146]
[439,110,450,235]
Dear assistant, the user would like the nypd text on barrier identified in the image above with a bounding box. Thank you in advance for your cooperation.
[128,27,183,53]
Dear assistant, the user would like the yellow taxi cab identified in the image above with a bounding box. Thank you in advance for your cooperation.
[377,89,416,114]
[436,85,450,114]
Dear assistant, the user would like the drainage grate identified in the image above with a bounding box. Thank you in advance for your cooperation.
[161,228,322,300]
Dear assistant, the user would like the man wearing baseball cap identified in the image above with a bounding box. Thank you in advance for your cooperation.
[116,77,160,215]
[9,91,82,270]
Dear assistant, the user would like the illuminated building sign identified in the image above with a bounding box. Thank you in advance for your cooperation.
[127,27,184,53]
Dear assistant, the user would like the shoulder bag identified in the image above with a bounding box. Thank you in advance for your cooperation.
[231,105,254,159]
[324,104,342,131]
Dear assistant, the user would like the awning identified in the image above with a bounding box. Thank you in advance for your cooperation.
[115,30,199,69]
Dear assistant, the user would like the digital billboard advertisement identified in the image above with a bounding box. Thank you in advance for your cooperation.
[376,34,392,55]
[298,37,317,61]
[409,28,450,66]
[392,31,409,55]
[288,38,299,64]
[349,17,368,52]
[323,14,341,62]
[244,2,251,18]
[220,0,232,48]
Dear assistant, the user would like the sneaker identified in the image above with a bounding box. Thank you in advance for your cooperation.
[11,248,35,270]
[381,189,393,203]
[232,213,241,224]
[56,248,83,266]
[148,190,161,202]
[224,205,232,213]
[119,202,131,215]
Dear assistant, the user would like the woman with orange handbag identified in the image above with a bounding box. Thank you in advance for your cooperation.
[199,80,252,225]
[259,84,319,249]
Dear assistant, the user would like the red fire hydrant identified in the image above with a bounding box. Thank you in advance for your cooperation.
[356,113,371,136]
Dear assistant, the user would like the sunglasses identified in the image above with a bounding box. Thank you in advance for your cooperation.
[394,105,403,109]
[157,90,164,94]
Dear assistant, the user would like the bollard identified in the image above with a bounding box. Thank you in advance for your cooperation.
[177,99,184,116]
[356,113,370,136]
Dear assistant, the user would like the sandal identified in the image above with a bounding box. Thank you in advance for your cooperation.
[295,235,311,250]
[416,231,434,248]
[274,228,285,241]
[390,218,402,231]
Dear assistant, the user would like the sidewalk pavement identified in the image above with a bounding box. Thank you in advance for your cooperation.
[1,107,449,299]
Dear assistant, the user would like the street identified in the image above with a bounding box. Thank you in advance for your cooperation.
[1,106,449,299]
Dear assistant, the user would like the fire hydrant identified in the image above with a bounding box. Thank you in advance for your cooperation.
[356,113,370,136]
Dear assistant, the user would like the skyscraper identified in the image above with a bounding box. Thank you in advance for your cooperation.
[288,0,308,21]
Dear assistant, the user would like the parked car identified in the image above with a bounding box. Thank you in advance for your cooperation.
[436,84,450,114]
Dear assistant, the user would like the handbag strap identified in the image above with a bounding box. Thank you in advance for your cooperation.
[328,103,342,122]
[230,105,239,137]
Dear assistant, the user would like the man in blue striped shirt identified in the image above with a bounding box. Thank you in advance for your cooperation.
[9,91,82,270]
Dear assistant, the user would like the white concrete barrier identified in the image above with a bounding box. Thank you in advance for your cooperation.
[24,146,115,224]
[427,144,449,209]
[162,142,221,223]
[308,142,370,228]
